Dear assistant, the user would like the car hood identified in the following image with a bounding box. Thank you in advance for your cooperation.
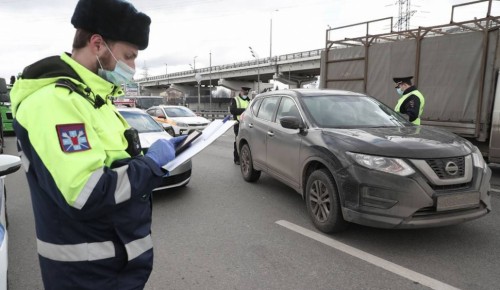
[170,116,210,124]
[139,132,171,148]
[321,126,473,159]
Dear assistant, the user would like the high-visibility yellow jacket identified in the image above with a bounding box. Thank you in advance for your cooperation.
[11,52,163,288]
[395,88,425,125]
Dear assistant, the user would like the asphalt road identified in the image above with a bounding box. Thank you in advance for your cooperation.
[4,134,500,290]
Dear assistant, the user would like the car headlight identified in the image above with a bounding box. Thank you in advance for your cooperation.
[347,152,415,176]
[176,122,187,127]
[471,146,486,168]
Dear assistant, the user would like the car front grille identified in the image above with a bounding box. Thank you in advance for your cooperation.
[425,157,465,179]
[428,181,472,191]
[412,202,484,217]
[410,155,473,187]
[159,169,191,187]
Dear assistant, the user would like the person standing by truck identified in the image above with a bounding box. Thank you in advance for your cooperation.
[10,0,186,289]
[393,76,426,125]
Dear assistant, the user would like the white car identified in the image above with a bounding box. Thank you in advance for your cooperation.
[146,105,210,136]
[0,154,21,290]
[117,107,192,190]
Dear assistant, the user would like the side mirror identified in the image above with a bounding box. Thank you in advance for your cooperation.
[280,116,303,130]
[0,155,22,177]
[158,115,166,119]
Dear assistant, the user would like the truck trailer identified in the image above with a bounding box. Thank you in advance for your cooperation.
[320,0,500,162]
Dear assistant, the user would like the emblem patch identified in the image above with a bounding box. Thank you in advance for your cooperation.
[56,124,91,153]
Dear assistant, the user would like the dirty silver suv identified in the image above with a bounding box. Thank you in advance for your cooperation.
[236,89,491,233]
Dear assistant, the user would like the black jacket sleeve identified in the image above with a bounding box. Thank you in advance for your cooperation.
[401,94,421,122]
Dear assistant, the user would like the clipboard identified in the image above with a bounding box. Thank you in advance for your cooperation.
[163,117,237,171]
[175,131,202,155]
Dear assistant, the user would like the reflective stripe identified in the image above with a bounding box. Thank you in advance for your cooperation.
[72,168,104,209]
[37,239,115,262]
[113,165,131,204]
[72,165,131,208]
[125,234,153,261]
[17,140,30,172]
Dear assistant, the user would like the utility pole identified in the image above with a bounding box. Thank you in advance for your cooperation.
[165,63,169,104]
[165,63,169,85]
[396,0,414,32]
[249,46,260,93]
[209,51,212,114]
[270,9,279,63]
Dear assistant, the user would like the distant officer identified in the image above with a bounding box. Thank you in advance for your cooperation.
[393,76,425,125]
[229,87,251,165]
[10,0,186,289]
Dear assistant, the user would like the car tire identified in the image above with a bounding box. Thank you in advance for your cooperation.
[240,143,261,182]
[305,169,348,233]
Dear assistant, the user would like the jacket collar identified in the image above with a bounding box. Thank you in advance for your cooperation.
[61,52,124,98]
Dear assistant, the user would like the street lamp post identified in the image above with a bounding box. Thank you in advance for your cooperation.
[270,9,279,63]
[196,74,201,114]
[165,63,169,104]
[165,63,169,85]
[192,56,201,113]
[249,46,260,93]
[209,51,212,115]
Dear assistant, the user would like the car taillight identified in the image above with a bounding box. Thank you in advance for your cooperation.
[240,112,245,120]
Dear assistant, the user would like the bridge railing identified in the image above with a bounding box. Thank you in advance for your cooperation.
[136,48,323,82]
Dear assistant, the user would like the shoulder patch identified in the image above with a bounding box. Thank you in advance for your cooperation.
[56,123,91,153]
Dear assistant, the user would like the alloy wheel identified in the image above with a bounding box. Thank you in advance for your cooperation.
[309,179,331,222]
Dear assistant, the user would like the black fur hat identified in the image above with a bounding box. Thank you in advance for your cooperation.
[71,0,151,50]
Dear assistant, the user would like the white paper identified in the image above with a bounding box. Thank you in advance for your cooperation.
[163,119,237,171]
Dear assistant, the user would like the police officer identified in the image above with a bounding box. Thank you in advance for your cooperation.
[393,76,425,125]
[10,1,186,289]
[229,87,251,165]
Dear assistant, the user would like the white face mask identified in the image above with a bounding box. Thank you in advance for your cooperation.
[241,94,248,99]
[96,42,135,86]
[396,87,404,96]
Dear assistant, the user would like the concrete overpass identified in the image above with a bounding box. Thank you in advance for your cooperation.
[135,48,322,96]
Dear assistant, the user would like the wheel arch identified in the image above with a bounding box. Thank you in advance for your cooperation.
[301,155,344,206]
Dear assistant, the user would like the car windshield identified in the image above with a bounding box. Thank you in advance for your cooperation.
[164,107,197,117]
[302,95,409,128]
[135,97,165,109]
[119,111,165,133]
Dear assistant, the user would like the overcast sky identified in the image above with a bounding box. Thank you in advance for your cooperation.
[0,0,498,81]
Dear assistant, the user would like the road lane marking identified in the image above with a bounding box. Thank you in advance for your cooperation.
[276,220,460,290]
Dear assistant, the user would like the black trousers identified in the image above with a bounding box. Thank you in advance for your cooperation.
[233,122,239,162]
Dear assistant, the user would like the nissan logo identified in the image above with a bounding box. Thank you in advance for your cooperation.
[445,161,459,176]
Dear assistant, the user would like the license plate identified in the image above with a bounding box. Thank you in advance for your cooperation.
[436,192,480,211]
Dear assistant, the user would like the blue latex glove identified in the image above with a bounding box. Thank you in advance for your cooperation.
[145,136,187,167]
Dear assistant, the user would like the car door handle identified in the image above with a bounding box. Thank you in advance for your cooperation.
[248,123,254,128]
[267,131,274,137]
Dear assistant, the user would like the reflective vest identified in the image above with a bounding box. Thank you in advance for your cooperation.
[235,96,250,121]
[11,53,164,286]
[395,89,425,125]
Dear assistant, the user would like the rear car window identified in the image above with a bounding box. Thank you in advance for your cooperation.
[251,98,263,116]
[257,97,280,122]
